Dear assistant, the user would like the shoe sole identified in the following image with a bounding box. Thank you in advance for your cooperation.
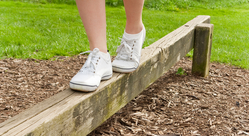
[112,66,137,73]
[101,74,113,80]
[70,74,112,92]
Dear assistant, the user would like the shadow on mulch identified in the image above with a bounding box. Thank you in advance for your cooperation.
[0,56,248,135]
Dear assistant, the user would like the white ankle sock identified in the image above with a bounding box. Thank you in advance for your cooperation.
[123,27,144,40]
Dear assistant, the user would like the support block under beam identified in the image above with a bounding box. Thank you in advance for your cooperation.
[192,23,214,77]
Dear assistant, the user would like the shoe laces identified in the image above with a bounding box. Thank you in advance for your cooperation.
[79,48,101,73]
[116,38,136,61]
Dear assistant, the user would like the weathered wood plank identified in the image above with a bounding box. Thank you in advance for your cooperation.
[0,15,210,136]
[192,23,214,77]
[0,88,75,134]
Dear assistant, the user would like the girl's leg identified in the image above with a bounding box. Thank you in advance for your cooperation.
[112,0,146,73]
[123,0,145,34]
[76,0,107,53]
[70,1,112,92]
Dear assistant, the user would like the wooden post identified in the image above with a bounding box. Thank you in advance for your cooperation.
[192,23,214,77]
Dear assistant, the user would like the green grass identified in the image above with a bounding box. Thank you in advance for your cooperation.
[0,1,249,69]
[143,0,249,11]
[187,6,249,69]
[0,1,193,59]
[0,2,83,59]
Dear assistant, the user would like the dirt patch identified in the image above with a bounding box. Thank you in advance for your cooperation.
[0,57,249,135]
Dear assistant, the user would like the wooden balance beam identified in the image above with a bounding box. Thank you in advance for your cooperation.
[0,15,213,136]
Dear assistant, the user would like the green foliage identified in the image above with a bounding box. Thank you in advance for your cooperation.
[176,67,187,75]
[106,0,123,7]
[144,0,178,11]
[1,0,248,11]
[1,0,76,4]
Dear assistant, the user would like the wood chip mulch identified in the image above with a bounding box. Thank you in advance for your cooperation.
[0,56,249,136]
[89,58,249,136]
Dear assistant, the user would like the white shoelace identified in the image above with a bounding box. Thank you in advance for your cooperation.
[79,49,100,73]
[116,38,134,60]
[116,38,140,64]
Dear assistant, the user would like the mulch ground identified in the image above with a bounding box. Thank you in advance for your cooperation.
[0,56,248,136]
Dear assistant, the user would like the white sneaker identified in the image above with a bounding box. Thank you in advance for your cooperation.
[112,25,146,73]
[70,48,113,92]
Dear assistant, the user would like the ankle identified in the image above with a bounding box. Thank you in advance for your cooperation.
[98,49,108,53]
[90,47,107,53]
[125,23,143,34]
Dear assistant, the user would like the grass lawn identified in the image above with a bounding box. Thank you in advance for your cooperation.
[0,1,248,69]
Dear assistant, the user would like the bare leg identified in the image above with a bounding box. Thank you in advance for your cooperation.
[76,0,107,53]
[123,0,145,34]
[112,0,145,73]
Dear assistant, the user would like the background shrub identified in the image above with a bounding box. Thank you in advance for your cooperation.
[1,0,248,10]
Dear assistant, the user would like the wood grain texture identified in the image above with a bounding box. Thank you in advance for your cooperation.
[0,15,210,136]
[192,23,214,77]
